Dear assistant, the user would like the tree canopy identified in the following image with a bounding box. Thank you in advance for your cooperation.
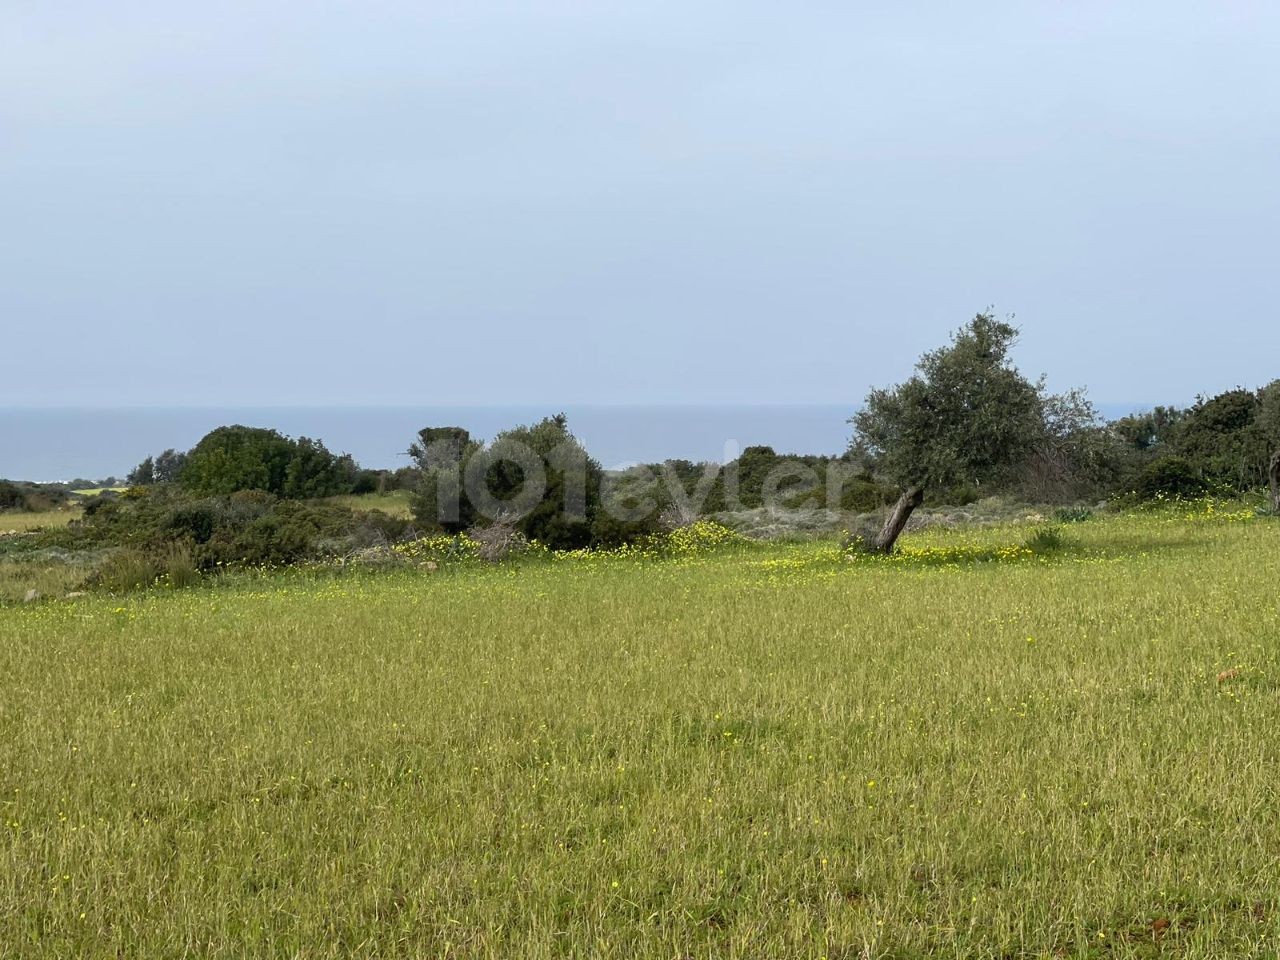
[853,314,1042,485]
[179,426,356,499]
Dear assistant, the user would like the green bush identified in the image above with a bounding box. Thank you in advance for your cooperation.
[41,487,412,573]
[92,549,159,593]
[0,481,72,513]
[1023,526,1069,554]
[159,542,200,588]
[410,416,615,550]
[1053,506,1094,523]
[176,426,358,499]
[1136,456,1207,500]
[0,481,25,511]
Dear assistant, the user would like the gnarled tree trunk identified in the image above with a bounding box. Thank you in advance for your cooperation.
[1270,450,1280,513]
[875,485,924,553]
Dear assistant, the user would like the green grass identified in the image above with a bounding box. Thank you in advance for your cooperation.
[0,507,81,534]
[326,489,414,518]
[2,509,1279,957]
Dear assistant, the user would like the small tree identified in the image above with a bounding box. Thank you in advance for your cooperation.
[407,416,610,548]
[180,427,355,498]
[850,313,1043,552]
[408,427,481,533]
[153,449,188,485]
[127,456,155,487]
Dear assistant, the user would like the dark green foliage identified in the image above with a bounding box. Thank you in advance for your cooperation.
[283,441,358,499]
[1108,383,1280,500]
[41,486,411,572]
[0,480,71,513]
[1053,506,1094,523]
[1110,406,1186,452]
[408,427,480,533]
[409,416,617,549]
[605,453,894,520]
[849,313,1057,553]
[728,446,786,508]
[0,481,24,511]
[838,472,897,512]
[154,449,189,485]
[1171,389,1270,491]
[1136,456,1207,500]
[1259,381,1280,448]
[478,415,602,550]
[409,427,475,470]
[126,450,180,489]
[179,426,356,498]
[180,427,297,496]
[1023,526,1069,553]
[127,457,155,486]
[851,314,1044,493]
[351,470,381,495]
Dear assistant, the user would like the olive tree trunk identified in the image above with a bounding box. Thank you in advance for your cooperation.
[875,485,924,553]
[1270,450,1280,513]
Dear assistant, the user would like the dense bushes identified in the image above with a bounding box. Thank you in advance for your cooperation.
[0,482,24,511]
[409,416,627,549]
[129,427,360,499]
[0,481,71,513]
[127,449,188,486]
[44,487,411,573]
[1108,382,1280,499]
[605,449,896,524]
[179,427,359,498]
[1135,456,1207,500]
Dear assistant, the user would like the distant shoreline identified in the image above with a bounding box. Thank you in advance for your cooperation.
[1,402,1159,484]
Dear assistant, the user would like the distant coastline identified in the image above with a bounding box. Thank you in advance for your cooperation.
[1,402,1155,484]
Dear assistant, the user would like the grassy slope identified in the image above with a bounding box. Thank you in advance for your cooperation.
[1,512,1278,957]
[326,490,414,518]
[0,507,81,534]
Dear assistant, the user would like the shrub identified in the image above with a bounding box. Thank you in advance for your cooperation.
[178,426,358,499]
[92,549,159,593]
[0,481,25,511]
[1023,526,1069,554]
[1136,456,1206,500]
[40,486,411,573]
[410,416,618,550]
[159,542,200,588]
[1053,506,1094,523]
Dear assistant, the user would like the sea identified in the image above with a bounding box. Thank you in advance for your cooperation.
[0,405,860,483]
[1,402,1152,484]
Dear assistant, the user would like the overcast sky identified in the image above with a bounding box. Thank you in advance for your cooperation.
[2,1,1277,408]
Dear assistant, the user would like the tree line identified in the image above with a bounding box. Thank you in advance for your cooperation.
[18,312,1269,559]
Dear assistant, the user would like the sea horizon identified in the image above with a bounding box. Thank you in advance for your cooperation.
[1,401,1157,484]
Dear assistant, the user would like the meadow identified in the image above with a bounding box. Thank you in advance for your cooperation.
[1,506,1278,958]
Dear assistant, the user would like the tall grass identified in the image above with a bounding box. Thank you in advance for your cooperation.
[1,510,1277,957]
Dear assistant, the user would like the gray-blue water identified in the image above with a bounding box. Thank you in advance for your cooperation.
[0,403,1151,483]
[0,406,859,482]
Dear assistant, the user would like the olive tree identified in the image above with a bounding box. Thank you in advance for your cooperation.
[1260,380,1280,511]
[850,313,1043,552]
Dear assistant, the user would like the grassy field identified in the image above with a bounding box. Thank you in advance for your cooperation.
[0,507,81,534]
[2,507,1278,957]
[326,489,414,518]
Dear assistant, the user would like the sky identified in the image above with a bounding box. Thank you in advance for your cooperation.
[2,1,1277,409]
